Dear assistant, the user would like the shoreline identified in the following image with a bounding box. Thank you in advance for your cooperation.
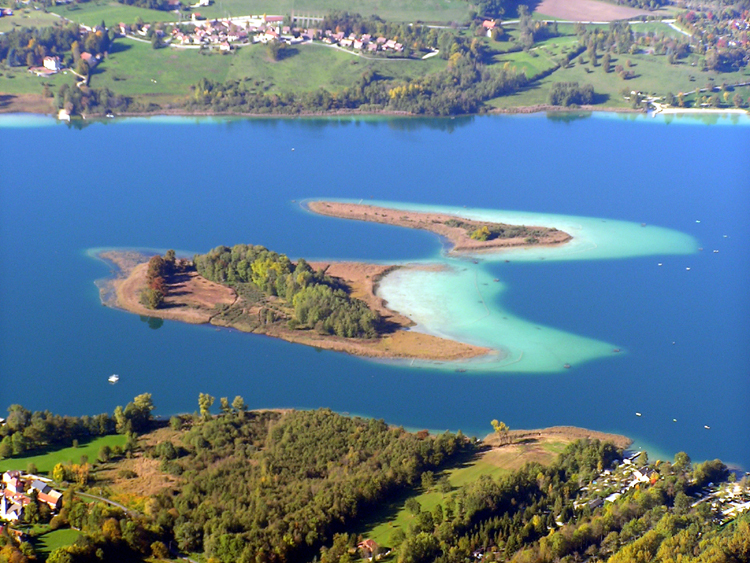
[98,250,494,363]
[3,94,747,120]
[306,201,573,253]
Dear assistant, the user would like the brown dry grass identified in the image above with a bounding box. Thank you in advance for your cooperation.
[98,427,185,507]
[534,0,656,21]
[0,93,55,114]
[480,426,631,471]
[115,262,236,324]
[307,201,571,253]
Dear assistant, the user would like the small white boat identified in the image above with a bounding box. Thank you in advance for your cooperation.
[704,425,711,430]
[636,412,642,417]
[108,374,120,384]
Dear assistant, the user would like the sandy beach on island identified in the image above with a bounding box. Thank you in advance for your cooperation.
[306,201,572,253]
[99,251,493,363]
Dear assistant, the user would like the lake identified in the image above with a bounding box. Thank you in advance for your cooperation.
[0,111,748,468]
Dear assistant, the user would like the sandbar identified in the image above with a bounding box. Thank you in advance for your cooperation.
[307,201,572,253]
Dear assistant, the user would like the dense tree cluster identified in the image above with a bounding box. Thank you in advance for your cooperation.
[0,23,109,68]
[0,405,114,460]
[117,0,182,11]
[55,83,134,117]
[194,244,379,338]
[45,490,166,563]
[151,408,471,562]
[140,250,177,309]
[548,82,595,106]
[675,7,750,72]
[604,0,668,11]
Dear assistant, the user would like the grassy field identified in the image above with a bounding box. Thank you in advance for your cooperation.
[357,436,569,548]
[51,0,179,27]
[0,9,62,32]
[226,42,447,93]
[193,0,471,23]
[0,435,128,475]
[90,38,234,103]
[32,528,81,558]
[489,44,750,109]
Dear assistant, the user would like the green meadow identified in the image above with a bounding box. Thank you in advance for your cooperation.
[193,0,471,23]
[226,42,447,92]
[32,528,81,558]
[0,9,62,32]
[51,1,179,27]
[0,434,128,475]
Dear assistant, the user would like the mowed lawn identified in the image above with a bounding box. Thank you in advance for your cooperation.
[33,528,81,558]
[91,39,233,99]
[0,434,127,475]
[0,10,62,32]
[358,438,569,548]
[51,1,179,27]
[226,42,447,93]
[195,0,471,23]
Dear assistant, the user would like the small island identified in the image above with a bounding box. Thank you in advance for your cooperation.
[99,248,494,362]
[307,201,572,253]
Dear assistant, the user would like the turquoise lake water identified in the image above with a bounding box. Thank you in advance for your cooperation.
[0,112,748,468]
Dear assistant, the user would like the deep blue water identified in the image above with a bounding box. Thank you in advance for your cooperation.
[0,113,748,467]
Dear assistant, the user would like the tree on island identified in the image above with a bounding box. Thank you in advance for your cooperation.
[198,393,215,421]
[491,419,510,445]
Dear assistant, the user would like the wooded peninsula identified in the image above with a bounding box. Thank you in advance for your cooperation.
[1,398,748,563]
[98,207,570,362]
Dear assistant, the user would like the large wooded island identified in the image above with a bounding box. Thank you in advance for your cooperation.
[98,206,572,362]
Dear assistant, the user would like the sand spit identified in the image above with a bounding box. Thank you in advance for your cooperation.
[307,201,572,253]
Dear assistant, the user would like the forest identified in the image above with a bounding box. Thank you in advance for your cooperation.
[193,244,379,338]
[2,398,748,563]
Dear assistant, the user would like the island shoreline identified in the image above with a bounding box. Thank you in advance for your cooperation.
[96,250,497,363]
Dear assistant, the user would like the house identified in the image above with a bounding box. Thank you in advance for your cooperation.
[367,42,378,52]
[38,490,63,511]
[0,497,24,522]
[384,39,396,50]
[43,56,61,71]
[220,41,232,51]
[264,15,284,24]
[30,480,51,495]
[353,39,363,50]
[2,472,24,494]
[167,0,180,8]
[198,0,210,6]
[340,38,353,47]
[358,539,378,559]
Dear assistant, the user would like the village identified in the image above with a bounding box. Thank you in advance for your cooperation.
[0,470,63,523]
[119,14,410,55]
[571,452,750,525]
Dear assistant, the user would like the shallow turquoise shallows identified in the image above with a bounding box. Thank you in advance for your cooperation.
[0,112,748,470]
